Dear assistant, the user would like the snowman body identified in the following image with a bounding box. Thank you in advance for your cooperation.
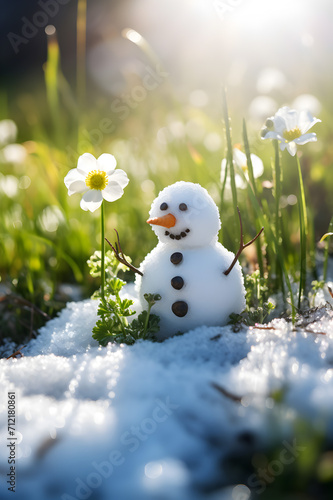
[135,181,246,340]
[137,241,245,339]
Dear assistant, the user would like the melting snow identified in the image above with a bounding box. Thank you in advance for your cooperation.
[1,285,333,500]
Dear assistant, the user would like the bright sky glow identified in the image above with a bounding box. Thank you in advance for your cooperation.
[229,0,314,35]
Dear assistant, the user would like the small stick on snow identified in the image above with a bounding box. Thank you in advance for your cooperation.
[6,345,26,360]
[105,230,143,276]
[224,207,264,276]
[211,382,243,402]
[304,328,326,336]
[250,325,277,331]
[328,286,333,299]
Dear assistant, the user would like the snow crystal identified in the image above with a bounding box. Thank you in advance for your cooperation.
[1,285,333,500]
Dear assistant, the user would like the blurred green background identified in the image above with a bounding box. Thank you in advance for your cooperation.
[1,0,333,337]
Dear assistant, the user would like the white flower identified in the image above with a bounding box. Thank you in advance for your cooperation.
[262,106,321,156]
[64,153,129,212]
[221,146,264,189]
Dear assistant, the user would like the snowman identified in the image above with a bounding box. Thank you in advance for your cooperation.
[109,181,263,340]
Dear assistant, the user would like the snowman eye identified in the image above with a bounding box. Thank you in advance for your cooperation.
[179,203,188,211]
[160,202,168,211]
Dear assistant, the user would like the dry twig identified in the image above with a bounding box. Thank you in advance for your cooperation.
[224,207,264,276]
[6,345,26,360]
[250,325,277,331]
[105,229,143,276]
[211,382,243,402]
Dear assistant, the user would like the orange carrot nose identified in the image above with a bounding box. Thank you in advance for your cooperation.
[147,213,176,228]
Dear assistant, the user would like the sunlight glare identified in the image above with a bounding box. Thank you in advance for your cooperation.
[122,28,144,46]
[233,0,314,36]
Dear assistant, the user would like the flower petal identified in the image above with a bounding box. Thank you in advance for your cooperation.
[235,174,247,189]
[67,180,88,196]
[80,190,103,212]
[108,169,129,189]
[220,159,227,183]
[97,154,117,175]
[233,148,247,168]
[298,110,321,134]
[273,114,288,135]
[294,133,317,145]
[102,182,124,202]
[262,131,283,141]
[250,154,264,178]
[276,107,298,131]
[77,153,97,175]
[221,158,227,171]
[64,168,85,188]
[286,141,297,156]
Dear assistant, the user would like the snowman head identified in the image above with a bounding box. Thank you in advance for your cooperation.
[147,181,221,247]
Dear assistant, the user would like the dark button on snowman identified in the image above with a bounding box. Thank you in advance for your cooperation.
[135,181,248,340]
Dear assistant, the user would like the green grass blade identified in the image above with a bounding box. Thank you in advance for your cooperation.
[242,119,257,195]
[242,119,264,279]
[323,217,333,282]
[26,233,83,283]
[273,140,285,297]
[76,0,87,112]
[222,87,238,240]
[237,166,296,322]
[44,28,62,146]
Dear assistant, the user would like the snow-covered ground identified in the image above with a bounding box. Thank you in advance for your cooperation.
[1,284,333,500]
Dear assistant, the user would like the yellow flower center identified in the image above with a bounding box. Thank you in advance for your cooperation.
[283,127,302,142]
[85,170,108,190]
[241,164,248,174]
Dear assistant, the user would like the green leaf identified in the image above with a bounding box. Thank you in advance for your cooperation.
[87,249,131,279]
[144,293,161,307]
[119,298,135,314]
[108,277,125,295]
[92,320,115,346]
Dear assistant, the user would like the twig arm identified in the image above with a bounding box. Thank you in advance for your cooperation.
[224,207,264,276]
[105,230,143,276]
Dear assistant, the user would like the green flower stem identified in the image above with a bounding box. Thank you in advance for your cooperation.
[143,302,153,339]
[101,200,105,302]
[273,141,282,237]
[115,290,129,329]
[295,155,308,309]
[273,140,285,297]
[222,87,238,239]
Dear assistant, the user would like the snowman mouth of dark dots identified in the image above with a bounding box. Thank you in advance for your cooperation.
[164,228,190,240]
[146,203,191,241]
